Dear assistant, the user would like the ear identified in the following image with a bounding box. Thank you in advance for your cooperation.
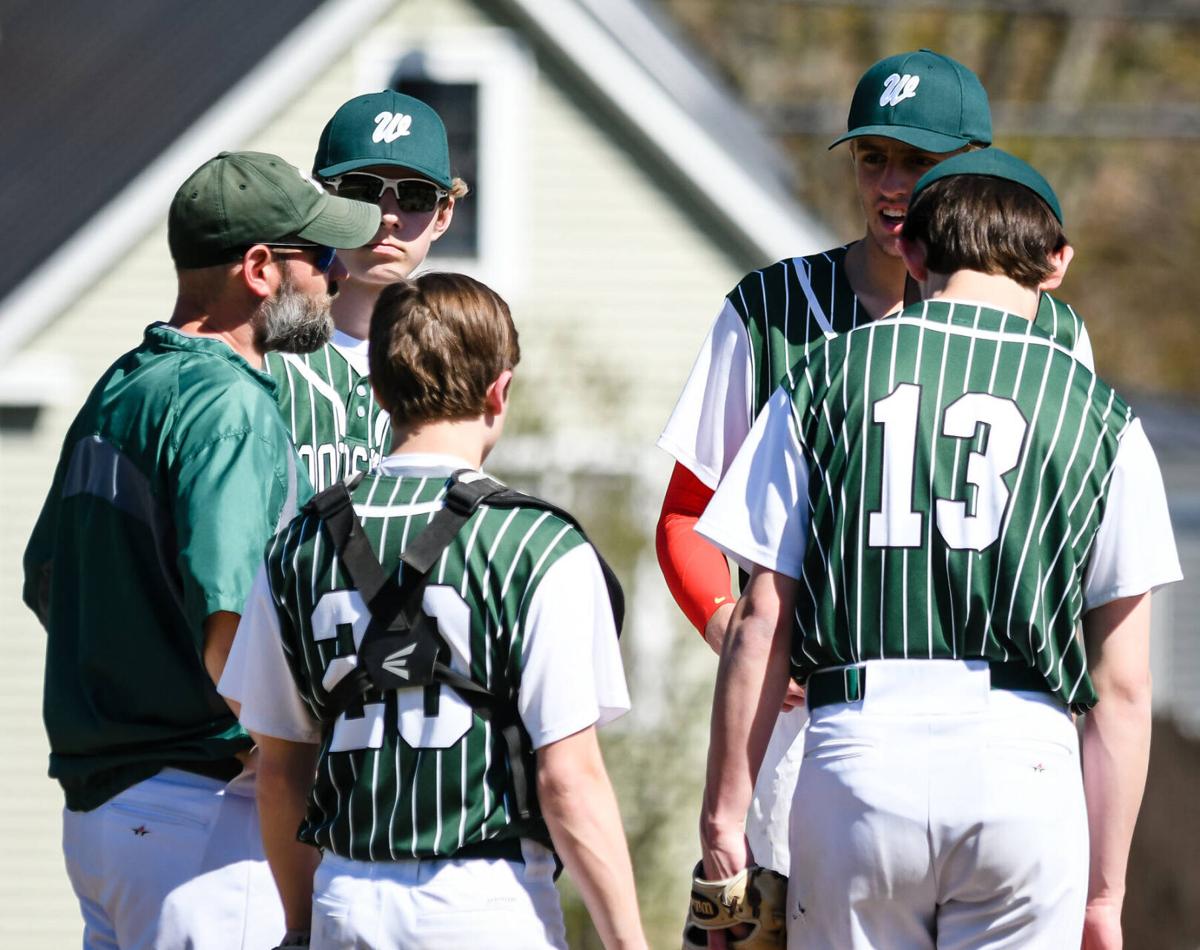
[897,235,929,283]
[428,199,456,243]
[485,368,513,417]
[1038,243,1074,292]
[239,245,277,299]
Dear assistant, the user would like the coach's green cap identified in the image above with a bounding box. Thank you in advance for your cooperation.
[168,151,381,268]
[912,148,1064,224]
[830,49,992,153]
[313,90,453,189]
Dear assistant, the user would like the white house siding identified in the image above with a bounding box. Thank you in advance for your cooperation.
[366,0,750,445]
[0,0,759,943]
[522,66,745,443]
[0,242,185,947]
[0,437,73,944]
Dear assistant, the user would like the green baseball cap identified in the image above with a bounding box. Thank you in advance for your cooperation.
[830,49,992,153]
[912,147,1064,224]
[168,151,381,268]
[313,90,453,188]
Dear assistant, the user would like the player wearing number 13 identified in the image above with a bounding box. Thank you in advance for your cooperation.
[696,151,1181,948]
[657,50,1094,880]
[219,274,647,949]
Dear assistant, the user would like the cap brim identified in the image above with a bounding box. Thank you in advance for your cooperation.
[828,125,979,153]
[315,157,453,191]
[295,193,381,249]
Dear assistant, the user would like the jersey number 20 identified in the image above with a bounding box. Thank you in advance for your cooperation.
[868,384,1028,551]
[311,586,475,752]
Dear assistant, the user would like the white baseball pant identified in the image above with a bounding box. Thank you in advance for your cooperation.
[311,840,567,949]
[746,704,808,875]
[61,767,284,950]
[786,659,1088,949]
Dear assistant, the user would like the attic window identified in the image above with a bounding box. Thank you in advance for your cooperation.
[392,78,479,260]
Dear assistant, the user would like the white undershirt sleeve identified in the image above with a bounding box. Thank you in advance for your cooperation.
[1083,418,1183,611]
[517,543,630,750]
[695,385,811,579]
[218,563,322,744]
[657,300,755,488]
[1073,319,1095,373]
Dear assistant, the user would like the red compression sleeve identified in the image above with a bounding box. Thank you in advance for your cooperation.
[655,462,735,636]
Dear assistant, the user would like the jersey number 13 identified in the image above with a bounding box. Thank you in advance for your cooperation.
[868,384,1029,551]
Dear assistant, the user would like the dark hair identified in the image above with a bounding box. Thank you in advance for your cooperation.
[369,272,520,426]
[902,175,1067,289]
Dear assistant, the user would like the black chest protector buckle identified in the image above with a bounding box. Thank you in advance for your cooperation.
[357,613,443,693]
[303,469,624,821]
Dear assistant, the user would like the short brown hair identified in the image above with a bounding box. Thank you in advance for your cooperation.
[369,273,520,426]
[901,175,1067,289]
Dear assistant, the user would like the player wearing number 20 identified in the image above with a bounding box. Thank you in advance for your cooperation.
[219,274,646,950]
[696,151,1181,948]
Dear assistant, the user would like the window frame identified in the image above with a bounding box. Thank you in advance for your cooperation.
[356,27,535,296]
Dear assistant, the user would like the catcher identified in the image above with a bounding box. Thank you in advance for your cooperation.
[221,274,648,949]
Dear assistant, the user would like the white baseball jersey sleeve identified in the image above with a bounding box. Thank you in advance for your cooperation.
[657,300,755,489]
[695,385,810,580]
[1083,418,1182,608]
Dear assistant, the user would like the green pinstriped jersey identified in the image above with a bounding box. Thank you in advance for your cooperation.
[264,471,589,860]
[784,300,1129,712]
[267,341,390,491]
[730,245,1091,419]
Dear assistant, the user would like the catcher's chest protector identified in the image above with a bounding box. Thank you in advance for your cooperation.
[305,469,624,821]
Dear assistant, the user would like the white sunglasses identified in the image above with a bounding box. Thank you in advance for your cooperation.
[324,173,449,212]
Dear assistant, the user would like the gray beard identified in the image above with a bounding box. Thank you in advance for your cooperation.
[255,270,334,354]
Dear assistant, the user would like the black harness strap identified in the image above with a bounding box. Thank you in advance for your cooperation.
[307,472,388,605]
[304,470,623,824]
[437,473,626,634]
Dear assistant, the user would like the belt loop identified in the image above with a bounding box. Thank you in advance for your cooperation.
[844,666,863,703]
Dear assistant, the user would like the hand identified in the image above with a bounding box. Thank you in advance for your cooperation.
[781,680,806,711]
[695,831,754,950]
[704,602,736,655]
[708,927,743,950]
[689,844,783,950]
[710,921,753,948]
[1081,900,1122,950]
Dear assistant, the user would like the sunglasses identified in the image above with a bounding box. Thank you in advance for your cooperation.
[325,173,449,212]
[265,243,338,273]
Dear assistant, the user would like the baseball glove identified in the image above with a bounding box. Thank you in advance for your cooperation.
[682,861,787,950]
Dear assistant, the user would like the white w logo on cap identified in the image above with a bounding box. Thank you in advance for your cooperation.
[880,73,920,108]
[373,111,412,143]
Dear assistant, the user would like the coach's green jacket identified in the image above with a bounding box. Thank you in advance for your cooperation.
[23,323,311,810]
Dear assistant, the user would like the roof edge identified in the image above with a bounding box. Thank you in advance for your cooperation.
[1,0,833,364]
[494,0,831,266]
[576,0,797,188]
[0,0,393,364]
